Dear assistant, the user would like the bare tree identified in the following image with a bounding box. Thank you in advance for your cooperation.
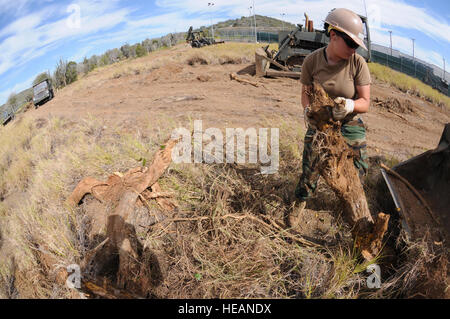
[54,58,68,89]
[7,92,18,114]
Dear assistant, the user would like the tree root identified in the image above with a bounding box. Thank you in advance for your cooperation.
[308,82,390,261]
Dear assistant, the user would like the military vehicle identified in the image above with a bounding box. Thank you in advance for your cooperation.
[1,109,13,126]
[33,79,54,108]
[186,26,224,48]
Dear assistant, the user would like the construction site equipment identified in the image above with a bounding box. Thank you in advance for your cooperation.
[186,26,224,48]
[255,12,371,78]
[381,123,450,247]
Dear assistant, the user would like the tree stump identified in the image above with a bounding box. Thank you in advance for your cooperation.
[307,82,389,260]
[66,138,179,297]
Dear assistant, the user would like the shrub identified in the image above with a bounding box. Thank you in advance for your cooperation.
[65,61,78,84]
[135,43,146,58]
[53,58,68,89]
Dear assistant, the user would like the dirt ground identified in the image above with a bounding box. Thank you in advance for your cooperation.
[31,44,449,163]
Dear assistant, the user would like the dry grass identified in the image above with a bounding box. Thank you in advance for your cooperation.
[0,113,442,299]
[0,114,372,299]
[369,62,450,109]
[0,43,445,299]
[184,42,278,66]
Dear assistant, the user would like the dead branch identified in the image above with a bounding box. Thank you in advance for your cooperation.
[388,109,408,121]
[230,72,259,87]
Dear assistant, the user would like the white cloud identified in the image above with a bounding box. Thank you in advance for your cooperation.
[0,1,131,80]
[156,0,450,45]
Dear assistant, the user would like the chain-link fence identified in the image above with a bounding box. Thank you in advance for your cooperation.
[371,44,449,96]
[216,29,279,43]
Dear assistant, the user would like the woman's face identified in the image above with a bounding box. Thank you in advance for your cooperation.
[330,31,357,60]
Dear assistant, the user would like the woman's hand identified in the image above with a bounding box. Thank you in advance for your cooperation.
[332,97,355,120]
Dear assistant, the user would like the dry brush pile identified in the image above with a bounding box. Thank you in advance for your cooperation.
[0,114,383,299]
[0,113,446,299]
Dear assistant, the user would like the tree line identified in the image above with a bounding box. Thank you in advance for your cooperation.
[3,32,185,117]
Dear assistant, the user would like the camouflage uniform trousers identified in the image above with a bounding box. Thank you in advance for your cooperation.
[295,118,369,202]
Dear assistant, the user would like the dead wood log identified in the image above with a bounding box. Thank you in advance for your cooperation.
[308,82,390,260]
[230,72,259,87]
[66,138,179,297]
[388,109,408,121]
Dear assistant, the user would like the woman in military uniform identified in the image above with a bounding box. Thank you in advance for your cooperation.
[290,8,371,227]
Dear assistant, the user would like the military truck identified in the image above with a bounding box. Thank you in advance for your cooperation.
[33,79,54,108]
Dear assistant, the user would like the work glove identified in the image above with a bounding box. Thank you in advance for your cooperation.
[332,97,355,121]
[304,106,318,130]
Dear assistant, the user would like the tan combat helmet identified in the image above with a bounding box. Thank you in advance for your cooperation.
[324,8,367,50]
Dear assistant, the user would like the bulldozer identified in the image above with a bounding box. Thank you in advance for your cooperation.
[186,26,224,48]
[381,124,450,247]
[255,13,371,78]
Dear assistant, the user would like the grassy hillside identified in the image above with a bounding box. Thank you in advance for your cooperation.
[213,15,297,30]
[369,62,450,109]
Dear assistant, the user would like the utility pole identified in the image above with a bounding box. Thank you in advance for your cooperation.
[281,13,286,30]
[444,57,446,81]
[252,0,257,43]
[412,38,416,77]
[363,0,368,19]
[388,31,392,56]
[208,2,215,39]
[249,6,253,41]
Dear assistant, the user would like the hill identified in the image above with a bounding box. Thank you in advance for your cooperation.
[212,15,297,31]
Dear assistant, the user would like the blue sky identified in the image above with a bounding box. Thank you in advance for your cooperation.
[0,0,449,105]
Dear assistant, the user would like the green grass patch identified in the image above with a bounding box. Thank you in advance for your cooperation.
[369,62,450,109]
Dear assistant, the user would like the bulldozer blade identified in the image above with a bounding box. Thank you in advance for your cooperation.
[255,47,302,78]
[255,47,270,77]
[382,123,450,246]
